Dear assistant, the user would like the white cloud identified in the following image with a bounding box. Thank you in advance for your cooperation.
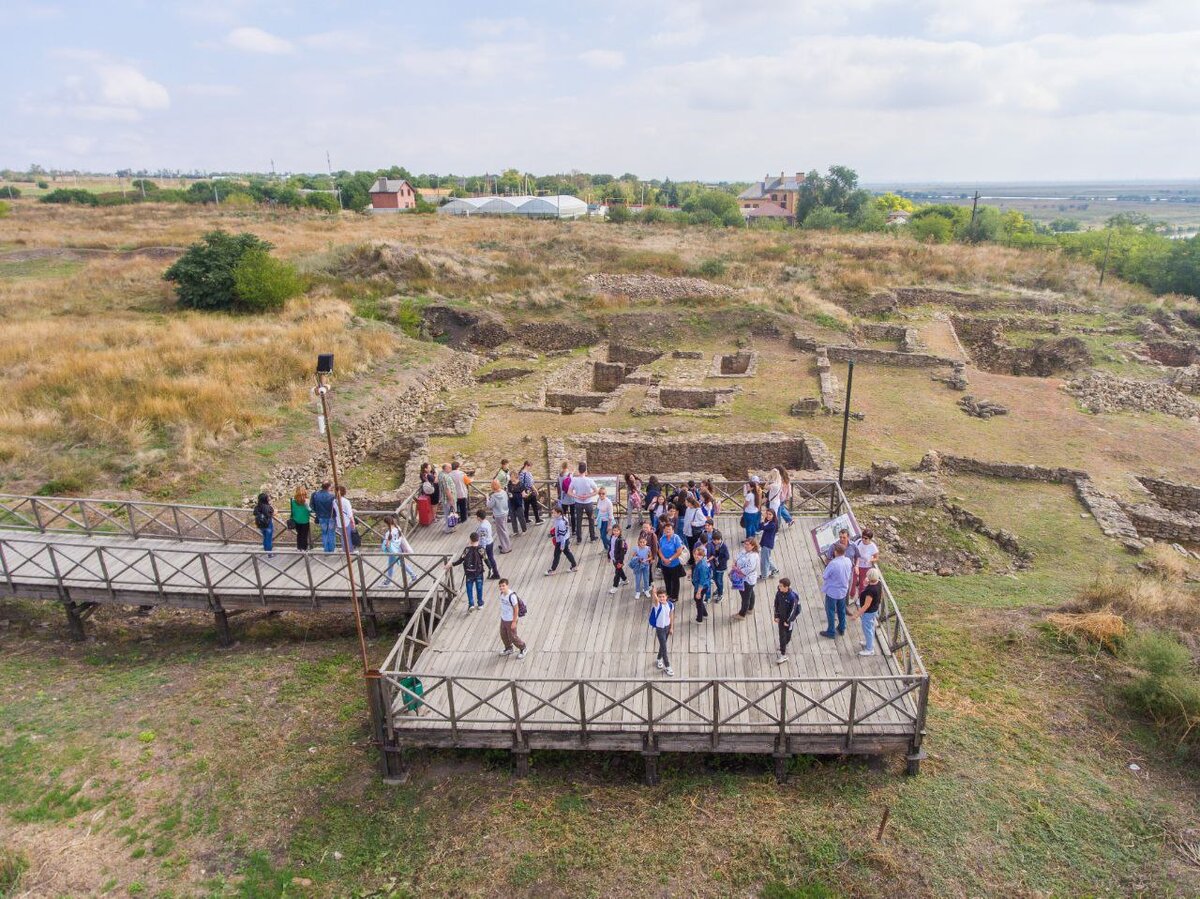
[300,30,371,53]
[95,63,170,110]
[579,49,626,69]
[35,58,170,123]
[225,26,294,55]
[181,83,243,98]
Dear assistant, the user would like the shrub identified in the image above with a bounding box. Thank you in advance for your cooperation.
[164,230,302,312]
[231,248,305,312]
[908,215,953,244]
[802,207,851,230]
[305,192,340,213]
[606,203,631,224]
[697,258,727,278]
[1,185,20,199]
[36,180,49,190]
[1121,631,1199,747]
[39,188,97,206]
[0,200,9,218]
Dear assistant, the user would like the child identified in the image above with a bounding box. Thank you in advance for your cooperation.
[708,529,730,603]
[544,506,578,575]
[759,509,780,579]
[772,577,801,664]
[608,523,628,595]
[630,534,652,598]
[733,538,761,620]
[691,545,712,622]
[648,586,674,677]
[381,513,415,586]
[447,532,486,611]
[597,487,614,551]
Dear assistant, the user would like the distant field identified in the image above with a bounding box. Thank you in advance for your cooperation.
[873,180,1200,233]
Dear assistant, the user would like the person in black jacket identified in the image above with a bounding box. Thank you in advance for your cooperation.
[253,493,275,557]
[506,470,528,536]
[707,529,730,603]
[773,577,801,664]
[446,532,487,611]
[607,524,628,595]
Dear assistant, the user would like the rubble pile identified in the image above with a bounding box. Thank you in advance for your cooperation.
[1065,371,1200,420]
[584,272,733,302]
[957,395,1009,419]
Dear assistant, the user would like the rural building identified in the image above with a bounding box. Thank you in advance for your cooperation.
[746,201,794,226]
[437,195,588,219]
[369,177,417,213]
[739,171,804,219]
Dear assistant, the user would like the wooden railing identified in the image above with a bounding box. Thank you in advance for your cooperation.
[376,673,927,746]
[0,533,454,608]
[0,493,397,546]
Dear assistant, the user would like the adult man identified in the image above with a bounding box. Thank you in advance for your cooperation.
[773,577,801,664]
[438,463,457,528]
[819,543,853,639]
[487,479,512,553]
[497,578,528,659]
[657,523,687,603]
[310,481,336,553]
[568,461,598,543]
[450,461,469,524]
[519,461,541,525]
[474,509,500,579]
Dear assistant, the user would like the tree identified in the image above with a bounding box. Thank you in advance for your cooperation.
[908,214,953,243]
[874,192,914,213]
[305,192,341,213]
[682,190,742,226]
[164,230,302,312]
[0,200,9,218]
[606,203,631,224]
[802,207,850,230]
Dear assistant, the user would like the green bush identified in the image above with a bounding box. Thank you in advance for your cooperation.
[306,192,341,213]
[39,188,98,206]
[802,207,851,230]
[697,258,727,278]
[0,200,9,218]
[232,248,305,312]
[1121,632,1200,747]
[36,180,48,190]
[164,230,302,313]
[606,203,631,224]
[1,185,20,199]
[908,215,953,244]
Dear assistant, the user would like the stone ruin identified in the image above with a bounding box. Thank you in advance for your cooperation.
[1141,338,1200,368]
[931,361,969,391]
[1126,476,1200,545]
[950,315,1092,377]
[1065,371,1200,420]
[641,385,738,416]
[957,395,1008,419]
[711,350,758,377]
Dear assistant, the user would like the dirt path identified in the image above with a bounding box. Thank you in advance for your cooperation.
[0,246,184,262]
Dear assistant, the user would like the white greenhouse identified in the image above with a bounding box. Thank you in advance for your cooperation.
[437,194,587,219]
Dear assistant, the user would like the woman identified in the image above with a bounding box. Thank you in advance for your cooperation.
[644,476,662,522]
[742,478,763,540]
[647,491,668,531]
[419,462,439,508]
[381,514,416,586]
[253,492,275,556]
[759,509,780,579]
[597,487,615,550]
[851,568,883,656]
[290,487,311,552]
[506,470,528,536]
[557,461,574,520]
[630,533,653,599]
[335,485,356,549]
[487,479,511,554]
[648,586,674,677]
[699,490,717,523]
[519,460,542,525]
[700,479,720,515]
[624,472,643,529]
[733,538,761,620]
[774,466,795,527]
[607,523,628,595]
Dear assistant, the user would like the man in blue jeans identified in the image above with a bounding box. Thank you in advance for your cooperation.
[448,532,487,611]
[818,542,853,638]
[310,481,336,553]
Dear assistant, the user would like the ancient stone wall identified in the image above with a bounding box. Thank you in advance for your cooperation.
[591,360,629,392]
[545,391,608,414]
[857,323,906,341]
[1143,339,1200,367]
[607,344,663,366]
[1125,504,1200,543]
[659,387,719,409]
[568,431,830,480]
[825,346,956,368]
[1136,476,1200,513]
[951,315,1092,376]
[924,452,1087,483]
[712,351,758,377]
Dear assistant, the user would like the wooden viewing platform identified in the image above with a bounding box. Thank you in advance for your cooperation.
[373,481,929,781]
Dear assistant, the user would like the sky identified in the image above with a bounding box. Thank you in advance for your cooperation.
[3,0,1199,182]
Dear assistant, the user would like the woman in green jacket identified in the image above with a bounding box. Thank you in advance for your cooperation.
[290,487,312,551]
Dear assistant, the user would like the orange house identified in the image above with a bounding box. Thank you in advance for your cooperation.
[369,177,417,213]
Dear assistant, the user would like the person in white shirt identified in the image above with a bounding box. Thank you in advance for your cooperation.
[334,486,355,550]
[648,585,674,677]
[450,461,469,523]
[568,461,598,542]
[497,578,527,659]
[473,510,500,579]
[742,478,763,539]
[851,528,880,599]
[596,487,615,550]
[380,514,415,586]
[733,538,761,620]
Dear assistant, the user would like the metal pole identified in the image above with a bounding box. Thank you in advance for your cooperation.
[318,373,372,677]
[837,360,855,487]
[1099,227,1114,287]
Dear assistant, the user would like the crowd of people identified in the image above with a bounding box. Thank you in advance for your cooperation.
[250,461,886,676]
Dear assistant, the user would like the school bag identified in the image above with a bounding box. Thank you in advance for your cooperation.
[254,506,272,529]
[511,591,528,618]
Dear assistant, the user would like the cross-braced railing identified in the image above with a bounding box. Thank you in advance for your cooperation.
[0,533,453,609]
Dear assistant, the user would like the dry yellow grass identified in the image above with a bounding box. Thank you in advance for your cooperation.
[1073,571,1198,632]
[1046,611,1128,651]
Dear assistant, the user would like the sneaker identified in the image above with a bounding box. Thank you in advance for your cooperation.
[656,659,665,670]
[858,649,876,657]
[818,630,835,638]
[499,648,513,656]
[517,648,527,660]
[544,569,556,576]
[776,654,788,665]
[837,628,845,636]
[568,566,578,573]
[608,587,618,595]
[478,601,485,609]
[665,667,674,677]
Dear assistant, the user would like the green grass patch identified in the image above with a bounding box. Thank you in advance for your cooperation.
[0,257,84,280]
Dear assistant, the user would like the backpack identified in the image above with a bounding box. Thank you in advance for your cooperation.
[511,591,528,618]
[421,480,435,495]
[464,544,484,575]
[254,506,271,529]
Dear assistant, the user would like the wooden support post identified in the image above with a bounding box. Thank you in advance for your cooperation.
[642,737,661,786]
[905,746,926,777]
[213,602,233,647]
[368,674,410,783]
[773,752,790,785]
[512,745,531,778]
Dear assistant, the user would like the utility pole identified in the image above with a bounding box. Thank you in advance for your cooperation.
[1099,227,1114,287]
[837,360,855,487]
[270,158,276,180]
[326,150,343,210]
[139,178,146,200]
[968,190,980,240]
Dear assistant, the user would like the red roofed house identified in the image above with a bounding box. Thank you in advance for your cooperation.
[738,171,803,224]
[369,177,417,213]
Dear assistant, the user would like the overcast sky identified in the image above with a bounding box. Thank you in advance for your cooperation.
[3,0,1199,181]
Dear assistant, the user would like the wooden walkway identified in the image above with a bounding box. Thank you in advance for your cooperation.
[375,505,929,777]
